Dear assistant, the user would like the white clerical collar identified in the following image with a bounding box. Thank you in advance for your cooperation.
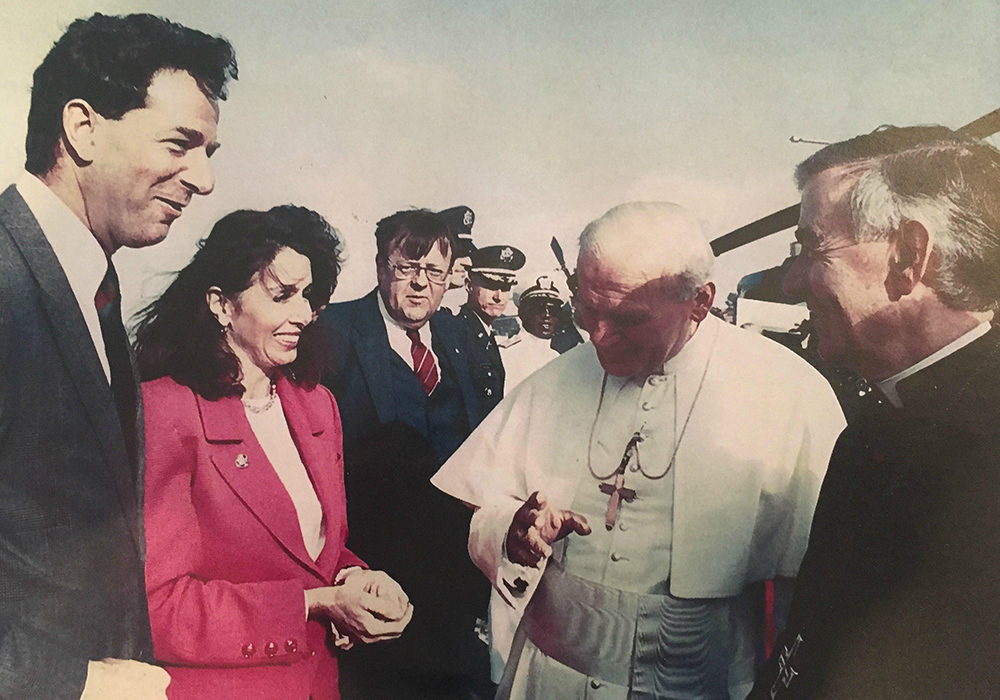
[877,321,991,408]
[16,171,111,382]
[658,314,717,378]
[376,289,436,369]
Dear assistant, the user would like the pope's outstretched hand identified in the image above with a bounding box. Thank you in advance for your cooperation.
[506,491,591,567]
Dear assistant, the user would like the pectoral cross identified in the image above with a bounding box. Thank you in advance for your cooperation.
[600,431,641,530]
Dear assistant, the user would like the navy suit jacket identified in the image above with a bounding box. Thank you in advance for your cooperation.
[317,289,491,690]
[0,185,152,699]
[319,289,484,454]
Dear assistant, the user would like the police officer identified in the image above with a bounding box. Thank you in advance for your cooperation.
[456,244,525,414]
[438,205,476,313]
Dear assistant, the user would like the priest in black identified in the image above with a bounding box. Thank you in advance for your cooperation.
[455,244,525,415]
[750,126,1000,699]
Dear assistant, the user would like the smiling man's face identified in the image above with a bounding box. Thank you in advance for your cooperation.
[81,69,220,253]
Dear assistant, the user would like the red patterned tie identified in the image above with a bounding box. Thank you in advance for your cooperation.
[406,329,439,395]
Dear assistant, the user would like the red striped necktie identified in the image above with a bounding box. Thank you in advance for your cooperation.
[406,328,440,395]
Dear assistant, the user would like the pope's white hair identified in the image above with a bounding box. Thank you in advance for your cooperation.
[578,202,715,300]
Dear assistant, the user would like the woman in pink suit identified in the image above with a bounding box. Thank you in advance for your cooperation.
[134,206,412,700]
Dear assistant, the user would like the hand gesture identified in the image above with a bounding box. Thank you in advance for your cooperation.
[80,659,169,700]
[505,491,591,567]
[306,569,413,644]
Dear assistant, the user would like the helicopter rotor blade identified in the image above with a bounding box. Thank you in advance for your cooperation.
[710,107,1000,256]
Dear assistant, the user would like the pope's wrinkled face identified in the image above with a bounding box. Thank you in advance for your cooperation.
[82,69,220,253]
[575,253,706,378]
[376,238,452,329]
[783,168,894,373]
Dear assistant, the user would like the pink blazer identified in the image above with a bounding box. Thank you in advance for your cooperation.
[143,375,365,700]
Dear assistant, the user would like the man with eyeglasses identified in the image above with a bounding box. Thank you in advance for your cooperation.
[318,209,492,700]
[749,127,1000,700]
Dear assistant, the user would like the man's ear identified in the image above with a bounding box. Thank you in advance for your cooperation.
[206,287,232,329]
[690,282,716,322]
[887,219,932,300]
[61,99,100,165]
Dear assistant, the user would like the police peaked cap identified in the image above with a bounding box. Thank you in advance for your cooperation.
[469,244,526,284]
[437,206,476,255]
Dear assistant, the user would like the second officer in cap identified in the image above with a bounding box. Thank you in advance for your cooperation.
[438,205,476,313]
[457,244,525,414]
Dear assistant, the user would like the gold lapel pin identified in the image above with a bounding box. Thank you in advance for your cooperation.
[235,454,249,469]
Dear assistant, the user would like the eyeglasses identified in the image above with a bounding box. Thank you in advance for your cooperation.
[388,260,450,285]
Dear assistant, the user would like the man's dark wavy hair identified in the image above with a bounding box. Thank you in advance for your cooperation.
[26,12,238,175]
[134,206,343,400]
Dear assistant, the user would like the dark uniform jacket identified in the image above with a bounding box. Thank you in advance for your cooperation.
[317,290,491,698]
[751,326,1000,700]
[0,185,152,699]
[456,305,504,415]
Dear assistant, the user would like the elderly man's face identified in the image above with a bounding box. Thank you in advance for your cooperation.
[783,168,895,375]
[575,254,707,378]
[377,239,452,329]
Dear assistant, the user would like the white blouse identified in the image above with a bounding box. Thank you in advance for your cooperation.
[244,394,326,560]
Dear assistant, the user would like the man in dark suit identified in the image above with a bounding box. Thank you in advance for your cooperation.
[318,210,492,699]
[456,244,525,415]
[750,126,1000,699]
[0,14,236,700]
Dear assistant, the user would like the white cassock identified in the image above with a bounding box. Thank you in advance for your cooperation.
[501,331,561,393]
[432,315,845,700]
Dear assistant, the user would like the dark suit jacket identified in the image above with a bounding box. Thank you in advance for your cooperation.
[456,305,504,416]
[0,185,151,699]
[317,290,491,695]
[752,327,1000,700]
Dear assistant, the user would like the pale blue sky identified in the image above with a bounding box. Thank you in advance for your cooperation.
[3,0,997,315]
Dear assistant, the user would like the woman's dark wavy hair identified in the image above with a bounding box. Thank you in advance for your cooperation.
[134,205,343,400]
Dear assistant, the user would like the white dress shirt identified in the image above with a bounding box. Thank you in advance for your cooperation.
[16,172,111,383]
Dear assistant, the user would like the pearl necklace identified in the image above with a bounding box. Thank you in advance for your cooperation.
[242,381,277,414]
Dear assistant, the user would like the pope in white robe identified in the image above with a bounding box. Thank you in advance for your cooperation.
[431,202,845,700]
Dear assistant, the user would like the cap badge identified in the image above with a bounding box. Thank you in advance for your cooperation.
[500,247,514,263]
[463,210,474,226]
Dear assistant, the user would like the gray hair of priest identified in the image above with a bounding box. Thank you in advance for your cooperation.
[578,202,715,302]
[795,125,1000,313]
